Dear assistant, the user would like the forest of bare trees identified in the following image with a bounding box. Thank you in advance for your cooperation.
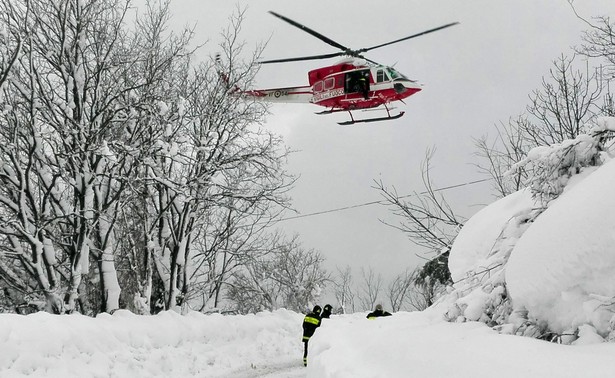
[1,1,614,318]
[0,0,335,316]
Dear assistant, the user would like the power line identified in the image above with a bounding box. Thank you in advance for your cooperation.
[275,178,492,223]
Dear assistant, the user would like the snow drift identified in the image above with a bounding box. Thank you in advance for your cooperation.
[444,118,615,341]
[507,157,615,336]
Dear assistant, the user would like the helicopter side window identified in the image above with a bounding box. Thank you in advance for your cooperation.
[376,69,389,83]
[324,77,335,90]
[336,76,344,88]
[314,81,324,93]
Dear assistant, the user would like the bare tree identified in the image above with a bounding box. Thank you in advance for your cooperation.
[332,265,355,314]
[575,11,615,79]
[575,11,615,118]
[387,269,414,312]
[0,0,22,90]
[375,149,462,309]
[356,267,382,311]
[474,118,532,198]
[376,149,465,255]
[475,54,610,198]
[226,234,330,314]
[186,198,285,311]
[526,55,603,145]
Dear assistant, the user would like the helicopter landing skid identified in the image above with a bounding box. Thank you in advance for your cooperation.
[337,110,405,126]
[315,108,346,115]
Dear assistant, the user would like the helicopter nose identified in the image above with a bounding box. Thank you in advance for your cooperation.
[394,79,422,94]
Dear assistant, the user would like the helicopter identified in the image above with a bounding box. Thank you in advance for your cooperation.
[233,12,458,125]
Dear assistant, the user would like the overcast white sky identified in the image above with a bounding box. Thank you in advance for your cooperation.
[164,0,615,286]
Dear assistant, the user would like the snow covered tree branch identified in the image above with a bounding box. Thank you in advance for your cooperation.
[0,1,293,315]
[226,234,329,314]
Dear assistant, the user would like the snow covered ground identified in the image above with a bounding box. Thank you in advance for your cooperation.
[4,122,615,377]
[2,307,615,378]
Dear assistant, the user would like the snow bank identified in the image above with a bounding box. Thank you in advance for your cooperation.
[3,309,615,377]
[310,310,615,378]
[448,188,537,282]
[0,309,303,378]
[439,189,538,325]
[506,158,615,335]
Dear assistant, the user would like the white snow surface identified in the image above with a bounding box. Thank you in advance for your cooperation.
[2,308,615,377]
[448,188,537,282]
[507,157,615,335]
[5,119,615,376]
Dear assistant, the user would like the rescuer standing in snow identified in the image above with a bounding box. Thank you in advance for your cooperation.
[321,304,333,319]
[366,304,392,319]
[302,305,322,367]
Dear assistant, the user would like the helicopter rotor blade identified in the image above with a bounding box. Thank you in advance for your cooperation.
[268,11,351,52]
[360,22,459,53]
[259,52,346,64]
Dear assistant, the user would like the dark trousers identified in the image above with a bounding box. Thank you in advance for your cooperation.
[303,340,309,366]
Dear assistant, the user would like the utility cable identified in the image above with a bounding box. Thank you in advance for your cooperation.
[275,177,492,223]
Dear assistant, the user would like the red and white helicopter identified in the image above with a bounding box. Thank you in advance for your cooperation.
[242,11,458,125]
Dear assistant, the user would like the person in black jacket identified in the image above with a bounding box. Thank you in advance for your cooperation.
[366,304,392,319]
[302,305,322,367]
[321,304,332,319]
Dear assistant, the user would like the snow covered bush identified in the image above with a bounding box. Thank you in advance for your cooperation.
[442,188,539,327]
[508,124,610,206]
[440,117,615,344]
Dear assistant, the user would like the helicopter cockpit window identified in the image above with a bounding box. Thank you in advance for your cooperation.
[376,69,389,83]
[386,67,408,80]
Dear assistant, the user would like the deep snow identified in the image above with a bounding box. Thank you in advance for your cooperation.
[4,124,615,376]
[2,308,615,377]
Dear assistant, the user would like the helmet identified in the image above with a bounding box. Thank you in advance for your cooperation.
[313,305,322,314]
[324,304,332,311]
[375,304,383,311]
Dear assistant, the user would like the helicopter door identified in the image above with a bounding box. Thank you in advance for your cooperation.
[344,69,370,97]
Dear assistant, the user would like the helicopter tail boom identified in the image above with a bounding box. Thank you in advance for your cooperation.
[244,86,313,103]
